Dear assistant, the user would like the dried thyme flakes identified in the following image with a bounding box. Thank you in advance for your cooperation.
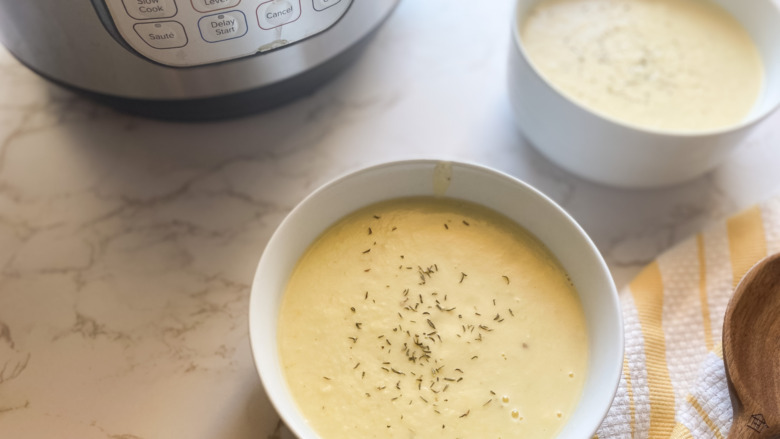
[332,209,534,429]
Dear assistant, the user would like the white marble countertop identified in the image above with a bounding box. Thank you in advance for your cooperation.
[1,1,779,438]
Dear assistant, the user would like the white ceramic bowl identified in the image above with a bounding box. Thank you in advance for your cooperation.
[508,0,780,188]
[249,159,623,438]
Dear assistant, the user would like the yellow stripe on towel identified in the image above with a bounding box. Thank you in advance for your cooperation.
[696,234,715,352]
[629,261,676,437]
[726,205,767,287]
[686,394,725,439]
[669,423,695,439]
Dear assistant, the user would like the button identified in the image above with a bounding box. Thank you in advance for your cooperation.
[312,0,341,11]
[191,0,241,13]
[134,21,188,49]
[198,11,247,42]
[122,0,178,20]
[256,0,301,30]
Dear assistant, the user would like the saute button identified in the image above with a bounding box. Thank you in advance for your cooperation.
[134,21,188,49]
[199,11,247,42]
[312,0,341,11]
[257,0,301,29]
[122,0,178,20]
[191,0,241,13]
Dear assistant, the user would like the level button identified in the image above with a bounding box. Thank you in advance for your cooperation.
[312,0,341,11]
[199,11,247,42]
[134,21,188,49]
[122,0,178,20]
[257,0,301,30]
[191,0,241,13]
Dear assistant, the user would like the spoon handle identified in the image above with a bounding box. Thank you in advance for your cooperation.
[729,409,780,438]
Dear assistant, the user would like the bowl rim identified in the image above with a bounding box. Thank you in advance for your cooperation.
[510,0,780,138]
[249,158,625,438]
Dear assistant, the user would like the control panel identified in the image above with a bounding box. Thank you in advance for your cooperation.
[103,0,352,67]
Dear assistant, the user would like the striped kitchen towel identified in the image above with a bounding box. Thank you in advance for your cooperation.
[595,196,780,439]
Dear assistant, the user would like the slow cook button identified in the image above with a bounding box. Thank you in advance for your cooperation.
[257,0,301,30]
[122,0,178,20]
[198,11,247,42]
[191,0,241,13]
[312,0,341,11]
[134,21,188,49]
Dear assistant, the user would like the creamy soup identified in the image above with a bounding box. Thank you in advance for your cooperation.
[278,197,588,438]
[520,0,763,131]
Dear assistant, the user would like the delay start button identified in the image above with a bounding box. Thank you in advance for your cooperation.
[199,11,247,42]
[122,0,178,20]
[256,0,301,30]
[134,21,188,49]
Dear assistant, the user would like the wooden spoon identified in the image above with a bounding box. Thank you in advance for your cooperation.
[723,253,780,438]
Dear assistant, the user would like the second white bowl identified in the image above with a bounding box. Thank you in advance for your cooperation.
[508,0,780,188]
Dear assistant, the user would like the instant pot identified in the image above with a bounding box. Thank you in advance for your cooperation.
[0,0,398,120]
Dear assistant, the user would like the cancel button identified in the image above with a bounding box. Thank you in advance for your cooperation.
[256,0,301,29]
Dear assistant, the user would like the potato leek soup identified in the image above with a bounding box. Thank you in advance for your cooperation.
[520,0,763,131]
[277,196,588,438]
